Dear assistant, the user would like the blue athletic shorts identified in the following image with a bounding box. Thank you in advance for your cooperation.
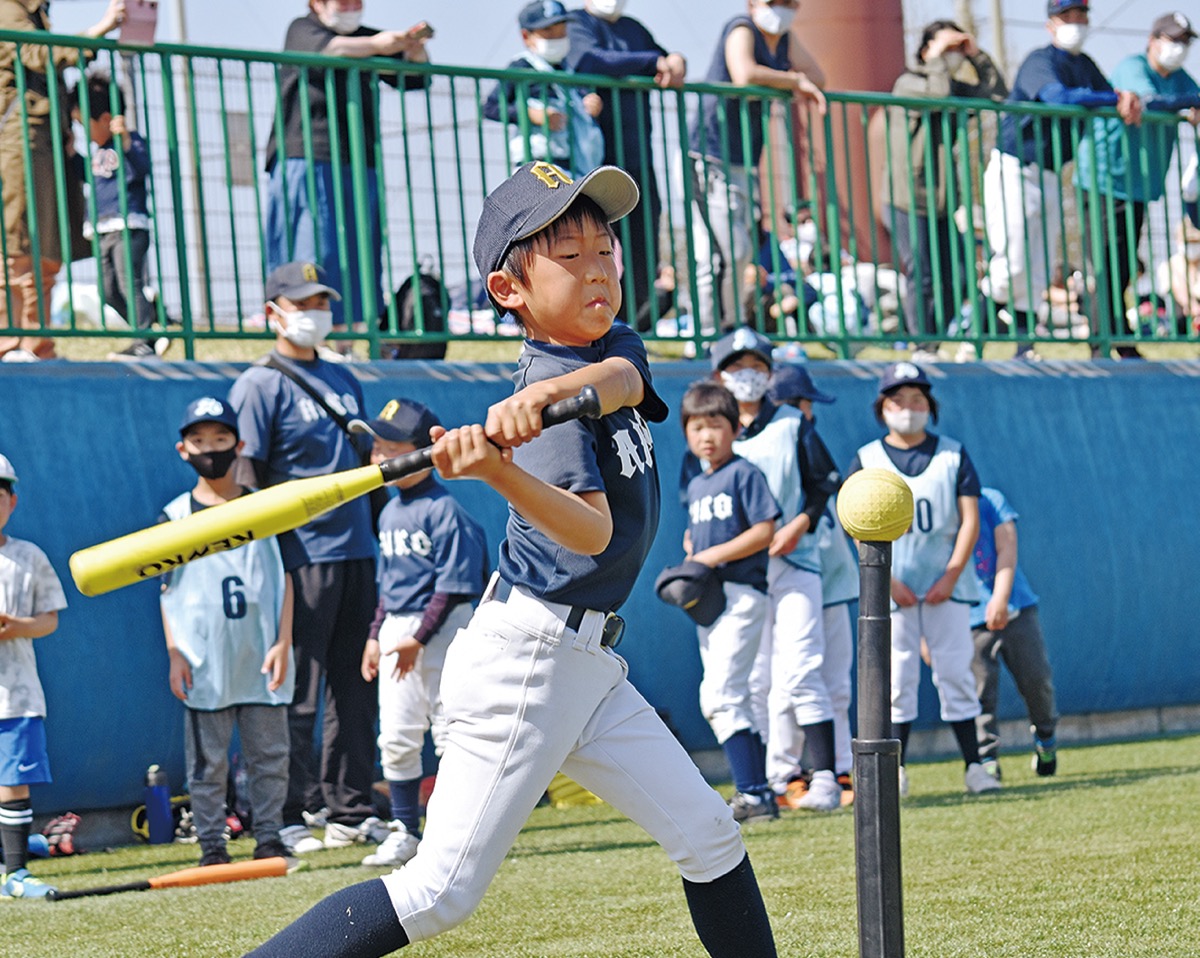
[0,717,53,786]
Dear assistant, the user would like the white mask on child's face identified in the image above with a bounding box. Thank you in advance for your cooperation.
[320,6,363,35]
[269,304,334,349]
[882,408,929,436]
[721,368,771,403]
[1053,22,1088,54]
[532,36,570,64]
[589,0,627,21]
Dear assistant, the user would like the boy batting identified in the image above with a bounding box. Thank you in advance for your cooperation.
[247,161,780,956]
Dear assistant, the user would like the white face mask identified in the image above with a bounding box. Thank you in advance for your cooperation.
[589,0,627,20]
[270,305,334,349]
[883,408,929,436]
[720,368,771,404]
[752,3,795,36]
[1157,40,1189,73]
[1053,22,1088,54]
[321,7,363,35]
[942,51,966,75]
[532,36,570,64]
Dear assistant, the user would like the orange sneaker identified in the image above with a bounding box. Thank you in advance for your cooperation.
[776,775,811,809]
[837,773,854,807]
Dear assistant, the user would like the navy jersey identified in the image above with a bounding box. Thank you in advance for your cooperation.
[497,324,669,611]
[377,475,489,615]
[691,16,790,166]
[687,456,779,591]
[998,45,1114,167]
[228,353,376,568]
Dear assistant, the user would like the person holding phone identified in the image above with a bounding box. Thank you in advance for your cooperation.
[264,1,434,346]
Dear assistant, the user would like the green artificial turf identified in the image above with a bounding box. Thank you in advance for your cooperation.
[6,735,1198,957]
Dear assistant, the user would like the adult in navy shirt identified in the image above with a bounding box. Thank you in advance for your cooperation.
[264,1,432,333]
[688,2,825,335]
[228,262,382,856]
[566,1,686,332]
[982,0,1143,358]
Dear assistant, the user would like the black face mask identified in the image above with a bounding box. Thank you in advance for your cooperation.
[185,447,238,480]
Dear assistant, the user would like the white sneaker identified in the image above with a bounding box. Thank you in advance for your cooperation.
[898,765,909,798]
[302,806,330,829]
[965,762,1002,794]
[361,822,419,867]
[324,815,393,848]
[279,824,324,855]
[954,342,978,363]
[795,770,842,811]
[910,348,941,364]
[1,348,39,363]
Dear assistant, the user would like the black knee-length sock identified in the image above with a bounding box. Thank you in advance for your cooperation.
[682,854,777,958]
[244,878,409,958]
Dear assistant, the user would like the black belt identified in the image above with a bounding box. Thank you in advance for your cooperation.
[492,579,624,649]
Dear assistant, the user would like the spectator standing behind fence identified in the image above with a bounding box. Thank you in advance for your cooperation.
[1075,11,1200,359]
[228,262,386,858]
[969,486,1059,783]
[566,0,685,332]
[689,1,826,337]
[982,0,1142,360]
[1158,219,1200,331]
[484,1,603,177]
[71,78,164,362]
[264,0,432,341]
[885,21,1006,362]
[0,0,125,363]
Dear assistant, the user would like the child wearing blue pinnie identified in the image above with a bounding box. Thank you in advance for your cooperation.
[678,380,780,824]
[0,453,67,901]
[349,398,488,869]
[248,160,781,958]
[160,398,295,868]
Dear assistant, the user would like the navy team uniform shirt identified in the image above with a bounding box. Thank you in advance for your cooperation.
[848,433,981,497]
[228,353,376,568]
[498,324,669,612]
[998,46,1115,167]
[377,475,489,614]
[686,456,780,592]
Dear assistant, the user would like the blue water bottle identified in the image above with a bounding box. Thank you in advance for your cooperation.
[144,764,173,845]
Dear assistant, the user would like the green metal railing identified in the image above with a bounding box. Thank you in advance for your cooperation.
[0,28,1195,359]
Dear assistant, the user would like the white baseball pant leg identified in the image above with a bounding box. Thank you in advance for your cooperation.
[697,582,768,743]
[377,604,474,781]
[983,150,1061,313]
[382,587,746,943]
[891,601,980,725]
[822,602,854,775]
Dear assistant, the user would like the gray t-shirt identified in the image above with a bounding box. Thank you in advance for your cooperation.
[0,537,67,719]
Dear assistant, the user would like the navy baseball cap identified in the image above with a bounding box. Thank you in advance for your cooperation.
[654,561,726,627]
[179,397,239,437]
[768,363,836,405]
[877,361,933,395]
[1152,12,1197,40]
[472,162,640,305]
[349,398,441,447]
[264,261,342,303]
[710,326,774,372]
[519,0,569,30]
[1047,0,1088,16]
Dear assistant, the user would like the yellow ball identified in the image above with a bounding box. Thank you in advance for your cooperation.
[836,468,914,542]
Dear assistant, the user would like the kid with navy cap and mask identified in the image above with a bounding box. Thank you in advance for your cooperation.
[248,161,780,958]
[159,397,296,869]
[348,398,488,870]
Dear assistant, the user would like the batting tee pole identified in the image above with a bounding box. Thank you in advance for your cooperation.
[853,538,905,958]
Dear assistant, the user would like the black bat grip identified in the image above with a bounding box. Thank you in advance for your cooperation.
[48,880,151,901]
[378,385,601,483]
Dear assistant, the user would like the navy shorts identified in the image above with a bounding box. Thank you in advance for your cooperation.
[0,717,53,786]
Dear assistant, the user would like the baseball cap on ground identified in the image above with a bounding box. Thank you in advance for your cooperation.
[654,561,726,627]
[472,161,640,308]
[768,363,836,405]
[709,326,774,372]
[0,453,17,483]
[519,0,568,30]
[349,399,441,447]
[179,397,239,437]
[877,361,933,395]
[1152,11,1197,40]
[264,262,342,303]
[1046,0,1088,16]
